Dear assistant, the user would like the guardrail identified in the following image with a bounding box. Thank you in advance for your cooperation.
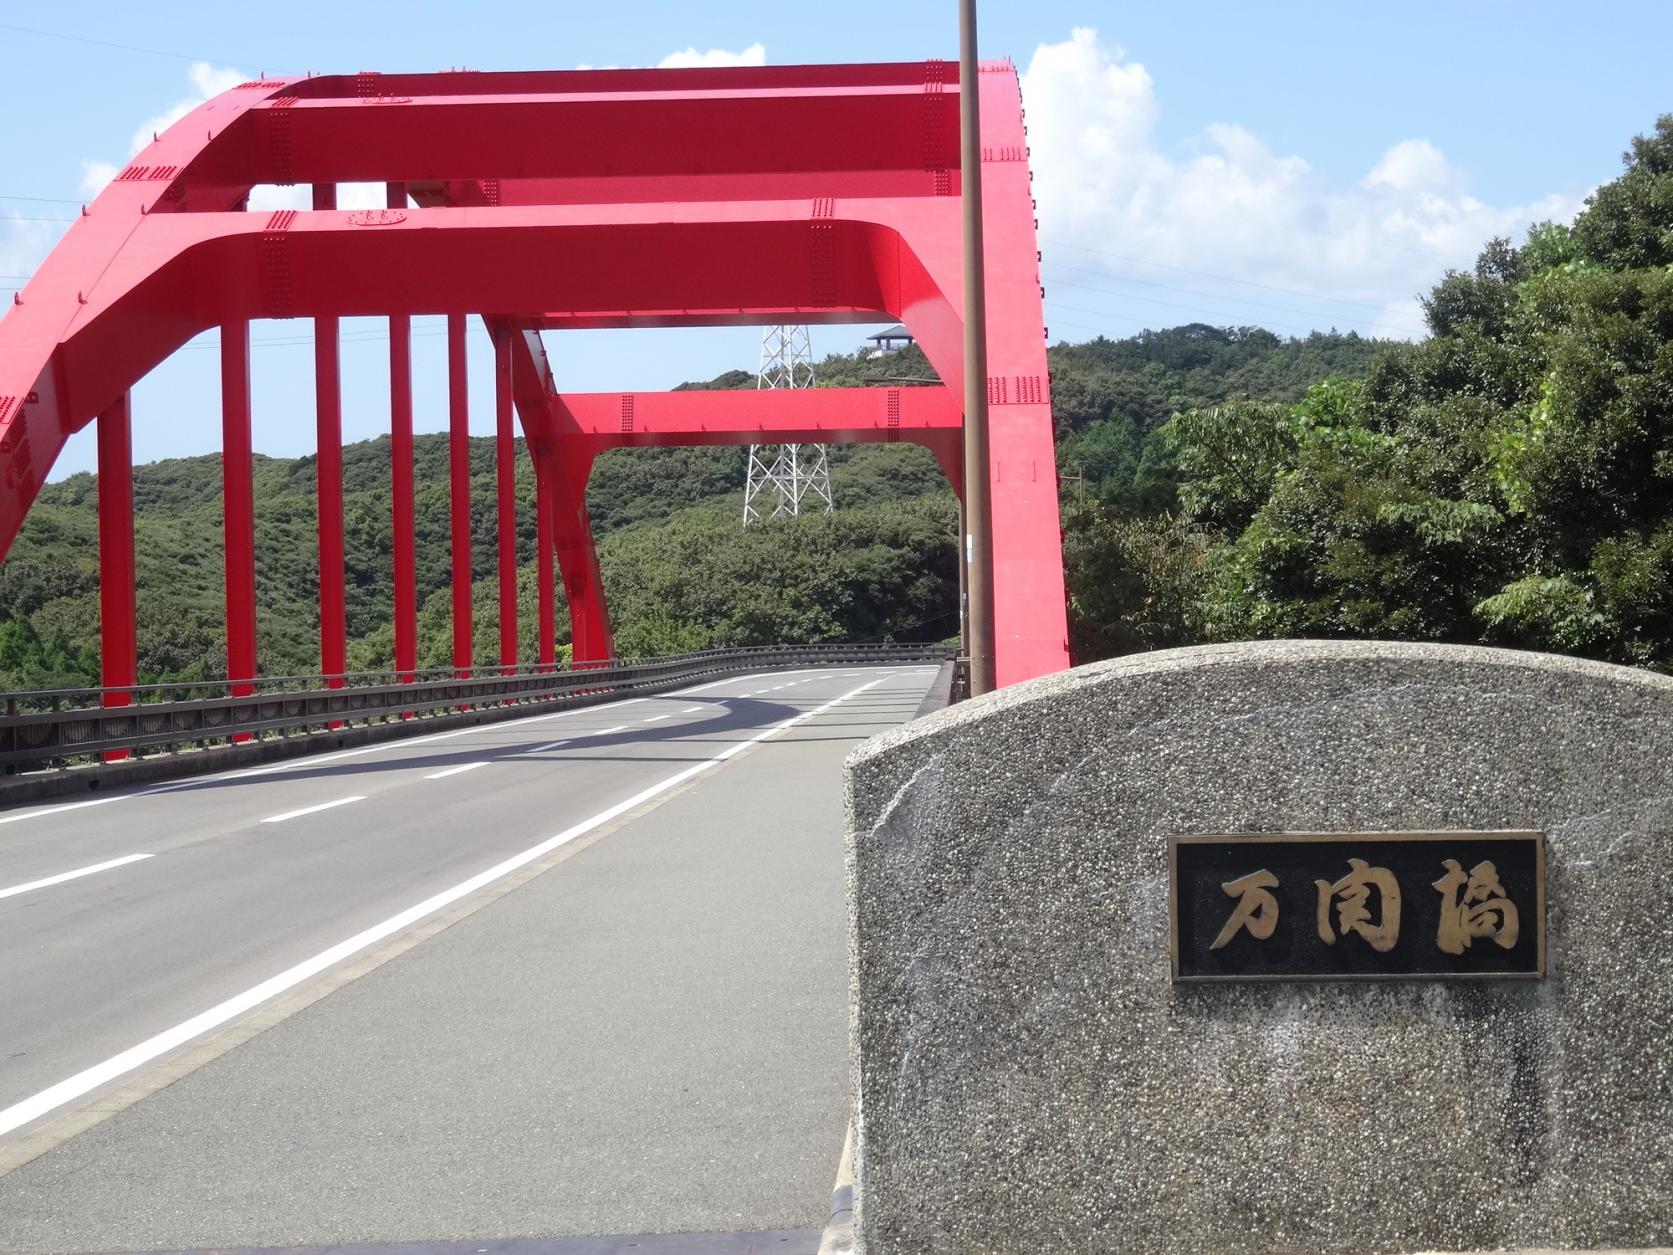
[949,656,973,705]
[0,642,953,774]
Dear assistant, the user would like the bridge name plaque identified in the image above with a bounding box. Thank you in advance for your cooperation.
[1169,831,1545,983]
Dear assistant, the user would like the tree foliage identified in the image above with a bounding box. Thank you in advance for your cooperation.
[8,116,1667,686]
[1064,116,1673,674]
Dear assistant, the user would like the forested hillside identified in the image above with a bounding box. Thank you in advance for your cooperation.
[0,326,1374,688]
[3,114,1666,690]
[1066,116,1673,671]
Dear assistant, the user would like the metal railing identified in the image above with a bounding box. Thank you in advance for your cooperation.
[949,655,973,705]
[0,642,953,774]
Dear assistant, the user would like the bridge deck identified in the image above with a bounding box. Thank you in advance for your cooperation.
[0,664,937,1254]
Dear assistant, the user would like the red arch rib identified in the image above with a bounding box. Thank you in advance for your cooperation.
[0,61,1069,686]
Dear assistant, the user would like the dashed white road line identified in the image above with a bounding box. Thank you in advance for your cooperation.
[260,796,365,825]
[585,725,627,737]
[423,762,489,781]
[681,706,704,713]
[518,740,569,755]
[642,715,669,723]
[0,675,886,1140]
[0,853,153,902]
[679,671,785,694]
[0,666,922,830]
[0,797,119,828]
[129,701,657,803]
[151,700,655,788]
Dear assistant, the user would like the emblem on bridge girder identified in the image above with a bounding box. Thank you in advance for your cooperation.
[346,209,407,227]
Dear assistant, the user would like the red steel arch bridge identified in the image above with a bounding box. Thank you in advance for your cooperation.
[0,60,1069,707]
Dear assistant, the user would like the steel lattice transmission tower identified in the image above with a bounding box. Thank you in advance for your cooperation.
[743,325,833,526]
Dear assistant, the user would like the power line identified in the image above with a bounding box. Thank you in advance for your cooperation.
[0,214,78,224]
[0,289,478,349]
[176,326,455,351]
[1044,260,1427,333]
[1045,313,1159,341]
[0,21,264,72]
[1041,237,1427,317]
[1046,290,1326,339]
[1046,298,1341,342]
[1044,308,1152,332]
[1044,275,1408,336]
[0,194,84,206]
[1046,286,1329,333]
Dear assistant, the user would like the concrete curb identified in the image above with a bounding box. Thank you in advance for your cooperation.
[816,1122,855,1255]
[909,661,956,720]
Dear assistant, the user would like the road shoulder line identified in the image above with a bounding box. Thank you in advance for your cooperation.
[0,675,887,1176]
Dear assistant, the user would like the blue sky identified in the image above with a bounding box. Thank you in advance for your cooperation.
[2,2,1669,478]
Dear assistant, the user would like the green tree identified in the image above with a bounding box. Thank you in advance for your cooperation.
[1059,115,1673,674]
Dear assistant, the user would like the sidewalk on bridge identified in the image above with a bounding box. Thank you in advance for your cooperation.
[0,677,931,1254]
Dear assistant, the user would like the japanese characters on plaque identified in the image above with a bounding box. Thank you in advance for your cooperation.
[1169,832,1545,983]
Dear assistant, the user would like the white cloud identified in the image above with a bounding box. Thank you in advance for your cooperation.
[80,61,246,197]
[74,64,393,216]
[23,41,770,302]
[1365,139,1461,195]
[657,42,766,69]
[79,160,120,198]
[245,184,310,212]
[244,182,387,213]
[1021,28,1581,340]
[129,62,245,155]
[336,183,391,210]
[0,214,57,297]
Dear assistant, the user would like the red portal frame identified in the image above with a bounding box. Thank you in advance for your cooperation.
[0,60,1068,697]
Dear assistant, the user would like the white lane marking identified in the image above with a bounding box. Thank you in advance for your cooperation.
[0,667,903,824]
[681,706,704,713]
[259,796,365,825]
[514,718,641,753]
[517,740,569,755]
[146,700,652,793]
[0,853,153,902]
[0,675,885,1140]
[675,668,822,698]
[679,671,780,694]
[423,762,489,781]
[0,797,119,828]
[642,715,669,723]
[152,666,834,781]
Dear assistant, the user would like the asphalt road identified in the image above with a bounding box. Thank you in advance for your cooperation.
[0,663,937,1254]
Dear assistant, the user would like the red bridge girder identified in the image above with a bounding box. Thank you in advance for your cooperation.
[0,60,1067,699]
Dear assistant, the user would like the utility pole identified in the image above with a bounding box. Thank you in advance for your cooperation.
[960,0,997,695]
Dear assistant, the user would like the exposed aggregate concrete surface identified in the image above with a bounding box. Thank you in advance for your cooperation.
[844,641,1673,1254]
